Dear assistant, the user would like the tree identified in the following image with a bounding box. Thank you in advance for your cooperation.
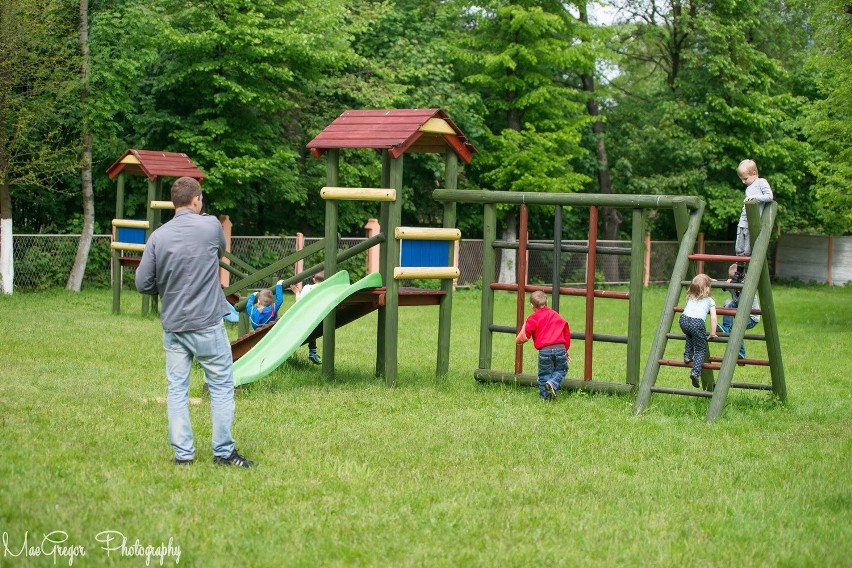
[451,1,593,283]
[802,0,852,234]
[0,0,79,294]
[577,1,621,281]
[147,0,359,234]
[67,0,94,291]
[605,0,815,238]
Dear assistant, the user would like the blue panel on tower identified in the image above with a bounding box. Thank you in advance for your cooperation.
[116,227,146,245]
[400,240,451,268]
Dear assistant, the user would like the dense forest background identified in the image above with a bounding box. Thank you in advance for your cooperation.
[1,1,850,252]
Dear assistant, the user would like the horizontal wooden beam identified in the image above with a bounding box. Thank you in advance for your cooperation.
[394,227,461,241]
[321,187,397,201]
[433,189,703,209]
[111,219,149,229]
[393,267,460,280]
[150,200,175,209]
[111,242,145,252]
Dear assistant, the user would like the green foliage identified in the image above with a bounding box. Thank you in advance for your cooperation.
[801,0,852,234]
[0,0,80,209]
[451,1,593,199]
[606,0,817,237]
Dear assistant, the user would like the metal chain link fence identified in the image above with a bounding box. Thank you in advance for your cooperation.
[3,233,744,290]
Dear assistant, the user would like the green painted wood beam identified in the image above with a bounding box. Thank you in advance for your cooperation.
[479,203,497,370]
[323,149,340,380]
[381,155,404,386]
[707,202,783,421]
[437,150,459,378]
[376,150,391,378]
[627,209,646,386]
[223,239,325,297]
[473,369,634,394]
[433,190,703,209]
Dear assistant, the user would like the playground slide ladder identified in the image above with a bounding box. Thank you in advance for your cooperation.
[634,201,786,422]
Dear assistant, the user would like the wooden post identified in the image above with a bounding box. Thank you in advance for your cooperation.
[552,205,562,313]
[295,231,305,277]
[584,206,599,380]
[322,149,339,379]
[364,220,380,274]
[112,173,125,314]
[515,204,529,375]
[382,155,404,386]
[376,151,391,378]
[643,232,651,287]
[437,150,458,378]
[627,209,645,386]
[219,215,232,287]
[141,178,157,316]
[672,200,695,281]
[479,204,497,370]
[697,232,705,275]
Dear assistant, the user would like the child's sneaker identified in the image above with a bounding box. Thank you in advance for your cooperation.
[545,382,558,401]
[690,374,700,388]
[308,351,321,365]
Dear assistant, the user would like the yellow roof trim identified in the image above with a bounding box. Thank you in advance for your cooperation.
[120,155,141,164]
[419,118,456,135]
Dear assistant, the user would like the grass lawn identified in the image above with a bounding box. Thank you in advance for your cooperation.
[1,284,850,566]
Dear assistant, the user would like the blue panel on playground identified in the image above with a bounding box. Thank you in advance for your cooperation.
[117,226,146,245]
[400,240,451,268]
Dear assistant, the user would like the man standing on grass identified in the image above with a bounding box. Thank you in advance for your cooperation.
[136,176,254,468]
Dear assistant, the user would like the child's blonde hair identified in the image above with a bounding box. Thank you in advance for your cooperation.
[257,288,274,307]
[686,274,712,301]
[530,290,548,309]
[737,159,758,177]
[728,263,738,279]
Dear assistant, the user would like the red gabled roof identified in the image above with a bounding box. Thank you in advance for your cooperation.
[306,109,477,164]
[107,149,206,181]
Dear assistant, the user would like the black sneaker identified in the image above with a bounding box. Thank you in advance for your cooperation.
[174,458,194,466]
[545,382,558,401]
[731,271,744,284]
[214,450,255,468]
[690,374,700,388]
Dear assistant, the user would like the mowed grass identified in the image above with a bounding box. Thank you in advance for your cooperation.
[0,284,849,566]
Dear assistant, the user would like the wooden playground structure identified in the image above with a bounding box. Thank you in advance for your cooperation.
[107,110,785,422]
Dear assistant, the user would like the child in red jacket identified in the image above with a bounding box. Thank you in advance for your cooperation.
[516,291,571,401]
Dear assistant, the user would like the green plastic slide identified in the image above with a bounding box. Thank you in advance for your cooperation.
[232,270,383,386]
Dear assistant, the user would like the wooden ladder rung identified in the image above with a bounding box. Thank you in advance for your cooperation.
[650,386,713,398]
[731,382,773,391]
[658,359,721,370]
[673,306,761,316]
[687,253,750,262]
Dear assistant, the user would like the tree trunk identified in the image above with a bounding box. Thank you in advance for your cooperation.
[67,0,93,292]
[579,2,621,282]
[498,212,518,284]
[0,180,12,295]
[497,95,521,284]
[0,91,12,294]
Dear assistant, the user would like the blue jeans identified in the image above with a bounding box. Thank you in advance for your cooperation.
[164,323,235,460]
[538,346,568,399]
[720,299,759,358]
